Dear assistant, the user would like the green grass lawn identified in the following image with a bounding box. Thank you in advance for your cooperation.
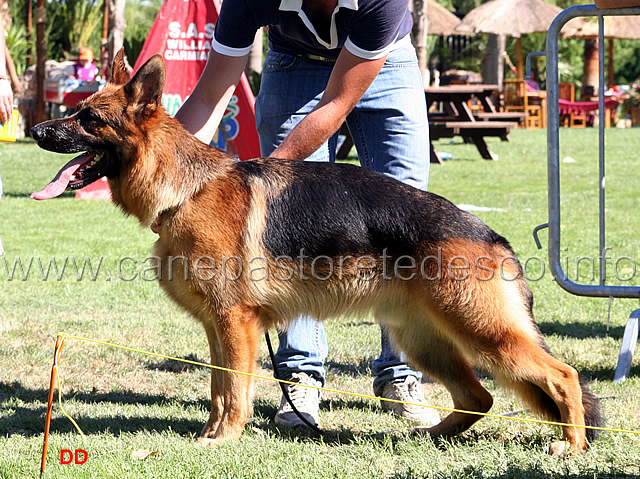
[1,129,640,478]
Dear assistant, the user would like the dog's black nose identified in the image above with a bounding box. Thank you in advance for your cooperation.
[30,122,57,143]
[30,124,45,141]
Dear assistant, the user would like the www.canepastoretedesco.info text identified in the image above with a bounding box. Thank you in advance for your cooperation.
[1,250,638,284]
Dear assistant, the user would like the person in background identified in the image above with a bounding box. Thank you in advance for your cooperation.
[3,45,20,97]
[73,48,99,81]
[176,0,439,430]
[0,16,13,256]
[0,17,13,125]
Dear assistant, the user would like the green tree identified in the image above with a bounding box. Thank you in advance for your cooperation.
[124,0,163,65]
[9,0,103,62]
[614,41,640,84]
[7,0,160,71]
[550,0,640,88]
[5,23,29,76]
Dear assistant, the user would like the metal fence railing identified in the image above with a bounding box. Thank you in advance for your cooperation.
[536,4,640,382]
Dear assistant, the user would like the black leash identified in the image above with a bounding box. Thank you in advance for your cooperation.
[264,331,322,434]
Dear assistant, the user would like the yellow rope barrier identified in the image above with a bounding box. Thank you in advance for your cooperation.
[52,332,640,437]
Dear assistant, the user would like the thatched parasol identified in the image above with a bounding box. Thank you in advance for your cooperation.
[562,15,640,88]
[564,15,640,39]
[426,0,462,36]
[455,0,563,79]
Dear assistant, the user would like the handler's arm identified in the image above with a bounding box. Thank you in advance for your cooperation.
[175,50,249,144]
[269,49,386,161]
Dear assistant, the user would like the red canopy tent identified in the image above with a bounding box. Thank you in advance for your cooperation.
[77,0,261,199]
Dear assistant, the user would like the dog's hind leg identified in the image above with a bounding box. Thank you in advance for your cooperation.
[473,277,600,454]
[198,305,261,446]
[389,324,494,438]
[441,273,599,454]
[491,347,599,455]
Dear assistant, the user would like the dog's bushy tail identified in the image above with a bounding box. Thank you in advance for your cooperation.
[580,382,604,442]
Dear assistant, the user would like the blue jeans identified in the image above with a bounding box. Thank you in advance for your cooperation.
[255,43,429,392]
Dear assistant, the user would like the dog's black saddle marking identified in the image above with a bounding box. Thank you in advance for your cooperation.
[237,160,509,260]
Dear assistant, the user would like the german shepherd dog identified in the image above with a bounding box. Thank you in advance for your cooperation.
[31,50,602,454]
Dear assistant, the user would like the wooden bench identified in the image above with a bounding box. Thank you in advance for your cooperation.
[429,121,517,162]
[473,111,527,125]
[338,119,517,163]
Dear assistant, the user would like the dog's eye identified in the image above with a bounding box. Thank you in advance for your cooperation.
[78,109,106,129]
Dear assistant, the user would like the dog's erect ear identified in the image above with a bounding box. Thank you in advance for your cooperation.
[112,48,131,86]
[124,54,165,113]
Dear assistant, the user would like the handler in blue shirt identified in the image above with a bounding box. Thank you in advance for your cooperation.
[176,0,438,429]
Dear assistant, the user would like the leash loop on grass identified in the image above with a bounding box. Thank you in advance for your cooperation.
[45,332,640,445]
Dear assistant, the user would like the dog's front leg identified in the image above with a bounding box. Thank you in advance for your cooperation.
[199,322,226,441]
[198,304,261,446]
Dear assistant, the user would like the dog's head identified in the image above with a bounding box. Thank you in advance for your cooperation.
[31,49,166,200]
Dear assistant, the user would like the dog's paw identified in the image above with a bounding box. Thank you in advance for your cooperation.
[548,440,570,456]
[197,437,223,447]
[197,427,243,447]
[548,439,589,456]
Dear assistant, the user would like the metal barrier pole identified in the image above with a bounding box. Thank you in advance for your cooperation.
[598,15,606,288]
[545,4,640,298]
[545,4,640,382]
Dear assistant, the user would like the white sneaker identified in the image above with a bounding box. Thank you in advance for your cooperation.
[274,372,321,428]
[379,376,440,426]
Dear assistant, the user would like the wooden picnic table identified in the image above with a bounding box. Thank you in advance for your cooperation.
[337,85,519,163]
[425,85,519,163]
[426,84,500,119]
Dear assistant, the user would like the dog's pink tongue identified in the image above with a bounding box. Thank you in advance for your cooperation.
[31,154,90,200]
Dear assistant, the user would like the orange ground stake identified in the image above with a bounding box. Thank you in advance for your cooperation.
[40,335,65,477]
